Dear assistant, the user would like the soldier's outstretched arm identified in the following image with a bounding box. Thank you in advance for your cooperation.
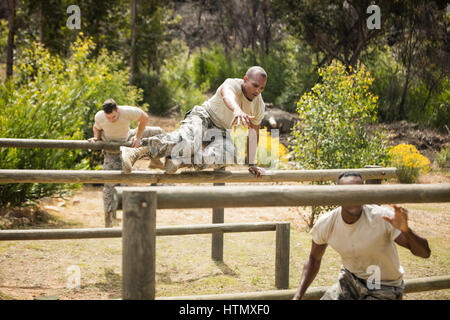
[293,241,328,300]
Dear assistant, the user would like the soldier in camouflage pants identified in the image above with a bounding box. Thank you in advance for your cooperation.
[321,268,404,300]
[102,127,163,227]
[145,105,238,172]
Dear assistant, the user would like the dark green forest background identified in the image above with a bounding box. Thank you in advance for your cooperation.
[1,0,448,127]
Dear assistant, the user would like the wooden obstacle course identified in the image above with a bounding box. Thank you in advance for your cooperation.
[0,166,399,266]
[1,177,449,299]
[0,218,291,293]
[0,143,448,299]
[0,167,397,184]
[114,184,450,299]
[0,138,397,265]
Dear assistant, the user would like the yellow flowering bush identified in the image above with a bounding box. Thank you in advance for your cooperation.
[290,61,390,170]
[231,127,289,168]
[389,144,430,183]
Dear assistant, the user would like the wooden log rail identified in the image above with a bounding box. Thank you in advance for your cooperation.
[113,183,450,210]
[0,138,144,151]
[0,221,285,241]
[0,167,397,184]
[158,275,450,300]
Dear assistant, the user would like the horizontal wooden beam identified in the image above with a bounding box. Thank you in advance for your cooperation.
[157,275,450,300]
[0,222,283,241]
[113,183,450,210]
[0,168,397,184]
[0,138,141,151]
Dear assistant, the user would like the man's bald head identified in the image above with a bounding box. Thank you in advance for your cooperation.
[246,66,267,80]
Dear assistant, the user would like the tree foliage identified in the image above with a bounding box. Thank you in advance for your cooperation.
[272,0,449,129]
[290,61,390,170]
[271,0,390,69]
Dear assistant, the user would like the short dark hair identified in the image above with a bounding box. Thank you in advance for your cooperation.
[102,99,117,114]
[337,171,364,184]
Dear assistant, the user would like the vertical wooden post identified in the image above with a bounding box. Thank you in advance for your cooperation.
[275,222,290,289]
[212,167,225,261]
[122,190,157,300]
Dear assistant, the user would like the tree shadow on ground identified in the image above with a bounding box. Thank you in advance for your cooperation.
[213,260,237,276]
[93,267,121,299]
[0,206,81,230]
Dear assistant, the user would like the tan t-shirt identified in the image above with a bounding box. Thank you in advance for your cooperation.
[94,105,143,142]
[204,78,265,130]
[310,205,404,287]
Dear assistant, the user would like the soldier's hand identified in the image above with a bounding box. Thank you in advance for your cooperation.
[383,204,409,233]
[131,137,142,148]
[232,108,255,128]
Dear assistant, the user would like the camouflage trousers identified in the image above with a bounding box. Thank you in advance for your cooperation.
[321,268,404,300]
[103,126,163,227]
[145,105,237,170]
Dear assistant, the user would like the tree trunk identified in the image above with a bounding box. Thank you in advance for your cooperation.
[262,0,271,55]
[38,0,43,43]
[129,0,137,85]
[6,0,16,81]
[398,31,415,120]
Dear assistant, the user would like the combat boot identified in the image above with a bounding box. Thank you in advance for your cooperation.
[164,157,194,174]
[120,146,150,174]
[164,157,183,174]
[148,158,165,170]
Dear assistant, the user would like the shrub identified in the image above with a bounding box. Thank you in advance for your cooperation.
[269,37,317,112]
[0,36,143,207]
[290,61,390,170]
[137,41,210,116]
[388,144,431,183]
[161,42,208,115]
[365,45,450,131]
[192,45,240,93]
[435,146,450,169]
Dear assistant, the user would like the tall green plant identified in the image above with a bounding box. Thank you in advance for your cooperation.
[290,61,390,170]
